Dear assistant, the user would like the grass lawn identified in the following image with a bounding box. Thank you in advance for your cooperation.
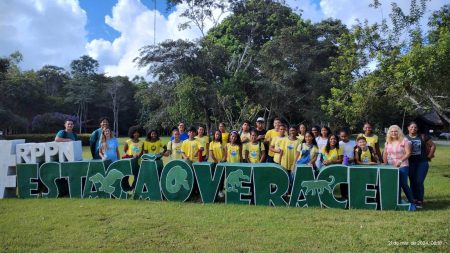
[0,141,449,252]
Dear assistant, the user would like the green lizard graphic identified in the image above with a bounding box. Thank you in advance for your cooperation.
[301,176,335,196]
[89,169,125,194]
[226,170,250,193]
[166,166,190,193]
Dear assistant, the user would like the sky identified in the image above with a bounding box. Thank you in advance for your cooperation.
[0,0,446,79]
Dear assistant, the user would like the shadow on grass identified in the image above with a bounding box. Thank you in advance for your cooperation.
[420,198,450,211]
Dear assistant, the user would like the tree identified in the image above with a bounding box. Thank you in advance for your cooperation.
[65,55,101,133]
[322,1,450,128]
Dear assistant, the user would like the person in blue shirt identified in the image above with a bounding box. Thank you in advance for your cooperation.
[99,127,120,162]
[170,121,189,142]
[89,117,109,159]
[55,120,77,142]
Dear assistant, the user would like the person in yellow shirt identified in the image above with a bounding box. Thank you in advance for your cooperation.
[245,130,266,163]
[321,134,344,166]
[240,120,251,144]
[354,136,379,165]
[279,126,301,183]
[123,125,144,158]
[181,127,204,162]
[265,117,283,162]
[209,130,225,163]
[224,131,242,163]
[357,122,382,162]
[165,128,183,160]
[195,125,209,161]
[269,124,287,164]
[143,130,165,155]
[297,123,307,143]
[219,122,229,146]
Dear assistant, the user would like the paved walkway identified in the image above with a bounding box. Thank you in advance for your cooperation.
[434,140,450,146]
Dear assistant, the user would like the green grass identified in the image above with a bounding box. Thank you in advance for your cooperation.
[1,143,449,252]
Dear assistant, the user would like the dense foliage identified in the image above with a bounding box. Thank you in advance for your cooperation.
[1,0,448,135]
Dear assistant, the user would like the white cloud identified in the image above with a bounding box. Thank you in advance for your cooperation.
[86,0,224,79]
[0,0,87,70]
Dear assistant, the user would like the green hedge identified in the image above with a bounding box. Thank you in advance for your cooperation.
[5,134,91,146]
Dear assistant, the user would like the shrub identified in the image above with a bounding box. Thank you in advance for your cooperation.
[32,112,79,133]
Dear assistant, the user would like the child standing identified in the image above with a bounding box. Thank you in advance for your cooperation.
[123,126,144,158]
[269,124,287,164]
[209,130,225,163]
[143,130,165,155]
[165,128,183,160]
[224,131,242,163]
[195,125,210,161]
[321,134,344,166]
[99,127,120,162]
[294,131,319,167]
[354,136,379,165]
[219,122,229,146]
[181,127,204,162]
[279,126,301,183]
[339,129,356,165]
[358,122,382,162]
[245,129,266,163]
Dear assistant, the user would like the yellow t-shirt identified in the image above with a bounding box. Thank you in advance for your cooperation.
[296,143,319,162]
[358,133,379,149]
[209,141,224,162]
[195,135,209,148]
[359,148,373,164]
[280,139,301,170]
[226,143,241,163]
[266,129,285,157]
[143,140,163,154]
[167,141,183,160]
[181,139,203,161]
[126,139,143,156]
[321,146,344,162]
[240,132,251,143]
[297,134,305,143]
[221,132,229,145]
[271,136,286,164]
[245,142,265,163]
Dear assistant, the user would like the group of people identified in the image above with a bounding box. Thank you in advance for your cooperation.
[55,116,436,209]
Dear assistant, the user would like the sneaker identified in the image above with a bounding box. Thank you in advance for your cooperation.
[416,201,423,209]
[218,190,224,198]
[409,203,417,211]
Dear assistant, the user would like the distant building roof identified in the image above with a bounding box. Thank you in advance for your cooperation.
[419,111,444,126]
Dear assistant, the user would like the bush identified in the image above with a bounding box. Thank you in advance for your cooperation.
[31,112,79,133]
[6,133,90,146]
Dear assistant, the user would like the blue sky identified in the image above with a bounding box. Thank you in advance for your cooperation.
[0,0,445,79]
[79,0,173,41]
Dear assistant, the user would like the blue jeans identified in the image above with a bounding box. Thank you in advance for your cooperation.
[409,159,429,202]
[399,166,414,203]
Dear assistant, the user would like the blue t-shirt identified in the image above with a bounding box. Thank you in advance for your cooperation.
[170,132,189,142]
[56,130,77,141]
[102,138,119,161]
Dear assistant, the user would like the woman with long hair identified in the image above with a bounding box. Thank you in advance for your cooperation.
[383,125,416,210]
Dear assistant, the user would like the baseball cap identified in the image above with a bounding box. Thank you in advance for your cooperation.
[256,117,265,122]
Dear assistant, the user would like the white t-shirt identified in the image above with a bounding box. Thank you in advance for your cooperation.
[339,140,356,159]
[316,137,328,153]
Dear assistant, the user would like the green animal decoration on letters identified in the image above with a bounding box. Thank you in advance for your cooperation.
[89,169,124,194]
[165,165,190,193]
[226,169,250,192]
[301,176,335,196]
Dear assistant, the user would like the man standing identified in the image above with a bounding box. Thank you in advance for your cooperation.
[89,117,109,159]
[55,120,77,142]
